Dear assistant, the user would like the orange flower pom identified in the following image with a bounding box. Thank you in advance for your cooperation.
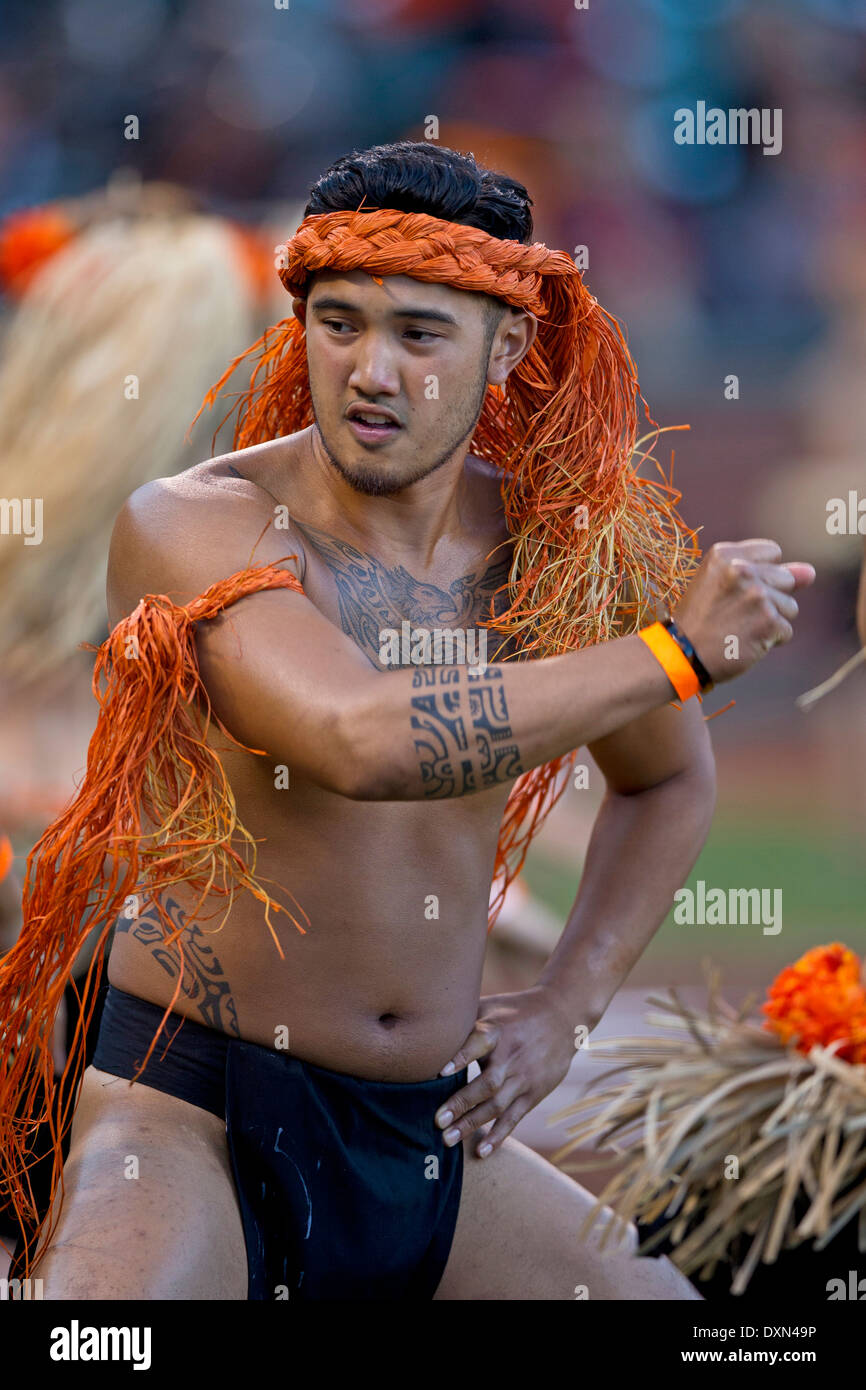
[0,832,12,884]
[762,943,866,1064]
[0,206,77,296]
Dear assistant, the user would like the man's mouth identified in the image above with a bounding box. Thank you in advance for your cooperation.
[346,408,402,443]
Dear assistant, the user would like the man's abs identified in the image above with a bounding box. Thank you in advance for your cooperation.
[107,764,510,1082]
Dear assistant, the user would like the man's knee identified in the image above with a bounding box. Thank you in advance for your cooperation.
[35,1073,246,1300]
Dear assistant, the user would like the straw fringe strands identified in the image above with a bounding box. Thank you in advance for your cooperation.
[797,645,866,710]
[0,212,260,688]
[550,948,866,1292]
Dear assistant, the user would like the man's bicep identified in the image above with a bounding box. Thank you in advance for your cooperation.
[107,477,378,796]
[195,585,378,793]
[586,696,714,795]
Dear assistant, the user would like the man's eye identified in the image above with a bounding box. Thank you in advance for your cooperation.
[403,329,438,342]
[324,319,353,333]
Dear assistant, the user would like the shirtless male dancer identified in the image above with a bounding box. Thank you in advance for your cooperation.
[29,143,815,1301]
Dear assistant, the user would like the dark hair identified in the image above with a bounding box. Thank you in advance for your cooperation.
[305,141,531,340]
[305,140,533,244]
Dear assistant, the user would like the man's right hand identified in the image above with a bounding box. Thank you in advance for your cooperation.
[672,540,816,685]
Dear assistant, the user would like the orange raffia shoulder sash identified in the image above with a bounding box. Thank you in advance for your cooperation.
[0,558,307,1271]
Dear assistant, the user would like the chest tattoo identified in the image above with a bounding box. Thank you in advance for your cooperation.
[293,518,519,668]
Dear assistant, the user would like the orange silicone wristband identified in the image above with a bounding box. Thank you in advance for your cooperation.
[637,622,701,701]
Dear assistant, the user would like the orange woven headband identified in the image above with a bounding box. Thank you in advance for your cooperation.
[274,205,587,319]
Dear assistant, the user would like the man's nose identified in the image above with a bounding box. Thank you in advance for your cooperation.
[347,333,400,397]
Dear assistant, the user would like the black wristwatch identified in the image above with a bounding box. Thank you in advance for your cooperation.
[663,618,714,692]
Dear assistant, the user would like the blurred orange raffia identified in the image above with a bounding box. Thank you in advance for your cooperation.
[0,196,276,305]
[554,945,866,1294]
[0,559,311,1273]
[0,206,78,296]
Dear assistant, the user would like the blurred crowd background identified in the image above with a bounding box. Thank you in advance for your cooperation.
[0,0,865,1152]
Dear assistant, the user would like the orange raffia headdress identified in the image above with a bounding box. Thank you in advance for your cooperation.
[195,204,702,923]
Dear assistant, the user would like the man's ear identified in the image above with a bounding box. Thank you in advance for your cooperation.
[292,297,307,327]
[487,309,537,387]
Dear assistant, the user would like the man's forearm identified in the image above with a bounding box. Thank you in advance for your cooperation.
[347,633,678,800]
[536,763,716,1028]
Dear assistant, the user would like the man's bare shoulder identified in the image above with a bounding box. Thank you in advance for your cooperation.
[107,444,307,626]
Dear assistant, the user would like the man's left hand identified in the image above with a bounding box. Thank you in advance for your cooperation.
[433,985,582,1158]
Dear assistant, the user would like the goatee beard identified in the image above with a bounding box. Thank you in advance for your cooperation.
[312,375,490,498]
[314,430,455,497]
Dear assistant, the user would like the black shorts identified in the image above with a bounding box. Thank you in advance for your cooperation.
[92,985,467,1300]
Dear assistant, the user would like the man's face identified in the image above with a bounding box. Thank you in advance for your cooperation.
[294,270,507,497]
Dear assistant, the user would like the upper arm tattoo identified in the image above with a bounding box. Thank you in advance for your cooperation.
[292,517,525,796]
[410,666,523,798]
